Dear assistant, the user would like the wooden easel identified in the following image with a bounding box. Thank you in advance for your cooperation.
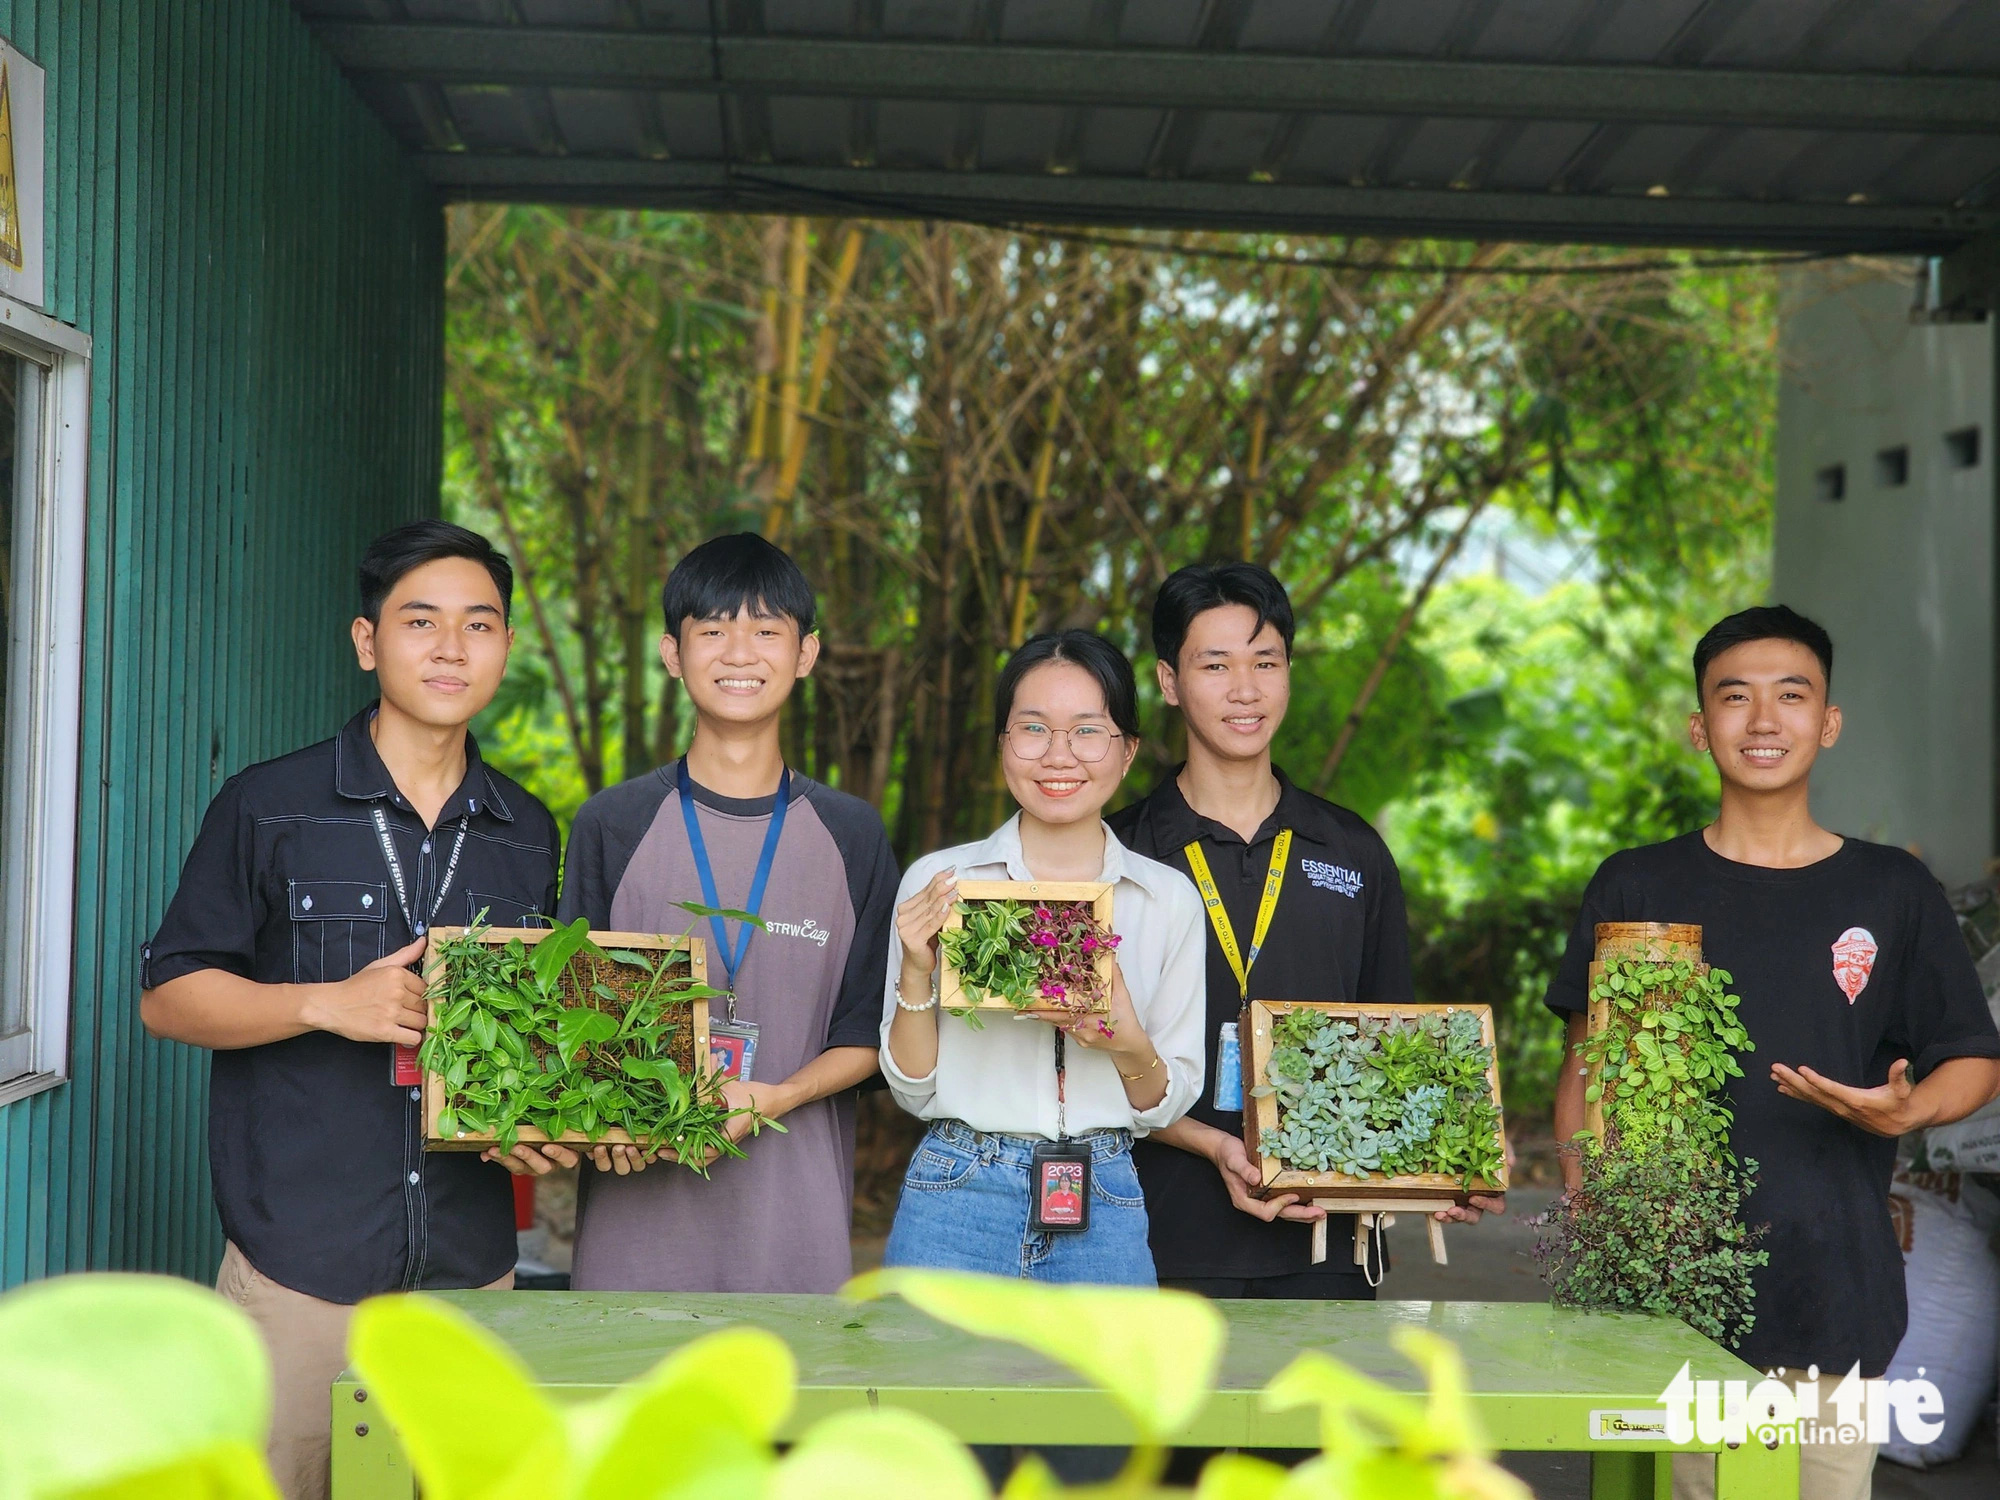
[1306,1197,1456,1268]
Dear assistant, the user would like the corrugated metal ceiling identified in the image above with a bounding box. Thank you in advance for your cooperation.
[291,0,2000,250]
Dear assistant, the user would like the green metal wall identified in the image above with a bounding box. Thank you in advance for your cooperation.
[0,0,443,1285]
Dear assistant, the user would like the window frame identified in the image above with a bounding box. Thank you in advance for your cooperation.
[0,294,90,1107]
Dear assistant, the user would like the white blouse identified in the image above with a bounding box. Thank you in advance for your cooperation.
[879,815,1207,1139]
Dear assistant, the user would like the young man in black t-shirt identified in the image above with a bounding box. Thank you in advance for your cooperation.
[1546,604,2000,1500]
[1111,563,1503,1308]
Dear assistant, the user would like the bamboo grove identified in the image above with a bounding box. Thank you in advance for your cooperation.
[443,210,1775,856]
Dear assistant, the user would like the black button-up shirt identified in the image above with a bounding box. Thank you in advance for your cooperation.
[144,707,561,1303]
[1109,767,1413,1282]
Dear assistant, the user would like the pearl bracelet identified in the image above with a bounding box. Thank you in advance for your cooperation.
[894,979,939,1013]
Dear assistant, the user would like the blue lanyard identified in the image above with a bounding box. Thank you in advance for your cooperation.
[677,759,790,996]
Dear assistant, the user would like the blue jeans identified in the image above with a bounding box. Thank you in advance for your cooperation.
[884,1119,1157,1285]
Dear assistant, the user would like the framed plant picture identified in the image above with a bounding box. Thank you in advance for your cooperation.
[937,880,1117,1021]
[420,921,729,1163]
[1241,1000,1508,1203]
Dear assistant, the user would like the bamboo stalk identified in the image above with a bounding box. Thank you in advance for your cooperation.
[768,225,864,536]
[1008,388,1062,647]
[744,220,785,465]
[763,218,811,538]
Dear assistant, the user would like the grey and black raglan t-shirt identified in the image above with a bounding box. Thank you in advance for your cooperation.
[556,760,897,1293]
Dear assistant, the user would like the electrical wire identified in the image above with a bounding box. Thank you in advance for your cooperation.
[723,168,1844,278]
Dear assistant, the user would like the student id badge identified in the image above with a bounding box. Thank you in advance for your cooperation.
[708,1017,761,1082]
[1030,1140,1091,1233]
[1212,1021,1244,1112]
[392,1044,423,1088]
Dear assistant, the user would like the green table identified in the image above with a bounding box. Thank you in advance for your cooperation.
[330,1295,1796,1499]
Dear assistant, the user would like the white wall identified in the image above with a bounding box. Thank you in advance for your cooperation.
[1774,264,1996,887]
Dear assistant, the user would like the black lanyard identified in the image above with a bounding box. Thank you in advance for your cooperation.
[1055,1028,1069,1137]
[370,804,469,938]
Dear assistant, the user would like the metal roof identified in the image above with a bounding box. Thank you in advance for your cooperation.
[292,1,2000,252]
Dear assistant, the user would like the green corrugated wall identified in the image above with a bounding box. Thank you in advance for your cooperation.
[0,0,443,1285]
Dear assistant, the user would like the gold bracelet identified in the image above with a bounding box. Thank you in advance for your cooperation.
[1117,1053,1163,1082]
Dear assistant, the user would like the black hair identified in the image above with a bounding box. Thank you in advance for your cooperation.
[1692,605,1834,699]
[1151,561,1296,673]
[661,532,817,638]
[359,520,513,625]
[993,630,1142,740]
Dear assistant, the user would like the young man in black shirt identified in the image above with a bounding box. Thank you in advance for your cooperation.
[141,522,562,1500]
[1546,604,2000,1500]
[1110,562,1503,1307]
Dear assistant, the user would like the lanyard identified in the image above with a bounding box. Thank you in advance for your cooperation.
[370,805,469,937]
[677,759,789,1013]
[1184,828,1292,1001]
[1054,1029,1068,1139]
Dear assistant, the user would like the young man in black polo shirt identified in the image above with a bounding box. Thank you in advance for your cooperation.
[141,521,562,1500]
[1545,605,2000,1500]
[1110,562,1504,1308]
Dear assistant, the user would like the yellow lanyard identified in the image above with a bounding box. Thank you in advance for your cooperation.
[1184,829,1292,1001]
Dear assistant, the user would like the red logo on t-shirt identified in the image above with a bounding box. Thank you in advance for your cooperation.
[1831,927,1878,1004]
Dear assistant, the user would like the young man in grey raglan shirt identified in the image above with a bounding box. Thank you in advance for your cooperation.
[556,534,897,1292]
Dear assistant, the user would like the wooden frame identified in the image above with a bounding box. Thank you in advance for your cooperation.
[938,880,1115,1015]
[423,926,712,1152]
[1583,922,1704,1139]
[1240,999,1508,1206]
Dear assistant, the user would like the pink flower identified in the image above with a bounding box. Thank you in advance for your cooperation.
[1034,906,1052,920]
[1032,930,1059,947]
[1041,982,1067,1000]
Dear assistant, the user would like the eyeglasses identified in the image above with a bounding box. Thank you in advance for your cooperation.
[1003,722,1123,763]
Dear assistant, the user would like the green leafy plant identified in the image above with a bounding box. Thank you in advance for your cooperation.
[0,1268,1528,1500]
[418,909,768,1162]
[939,898,1119,1024]
[1534,1135,1767,1346]
[1537,953,1767,1341]
[1577,955,1751,1157]
[0,1273,276,1500]
[1253,1009,1504,1187]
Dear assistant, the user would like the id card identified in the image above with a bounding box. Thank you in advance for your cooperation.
[1212,1021,1243,1112]
[709,1018,761,1082]
[1029,1140,1091,1233]
[392,1043,422,1088]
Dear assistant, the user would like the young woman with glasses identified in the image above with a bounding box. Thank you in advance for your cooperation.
[878,630,1206,1284]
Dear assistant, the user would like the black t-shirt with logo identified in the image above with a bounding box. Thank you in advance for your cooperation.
[1109,768,1414,1282]
[1544,832,2000,1376]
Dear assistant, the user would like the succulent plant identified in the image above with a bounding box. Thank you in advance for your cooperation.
[1254,1008,1504,1185]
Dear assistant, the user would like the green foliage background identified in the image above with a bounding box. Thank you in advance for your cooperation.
[448,217,1776,1122]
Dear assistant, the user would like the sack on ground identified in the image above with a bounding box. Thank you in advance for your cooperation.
[1926,1114,2000,1174]
[1879,1170,2000,1468]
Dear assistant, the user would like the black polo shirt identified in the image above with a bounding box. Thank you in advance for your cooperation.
[1109,767,1413,1284]
[143,706,561,1304]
